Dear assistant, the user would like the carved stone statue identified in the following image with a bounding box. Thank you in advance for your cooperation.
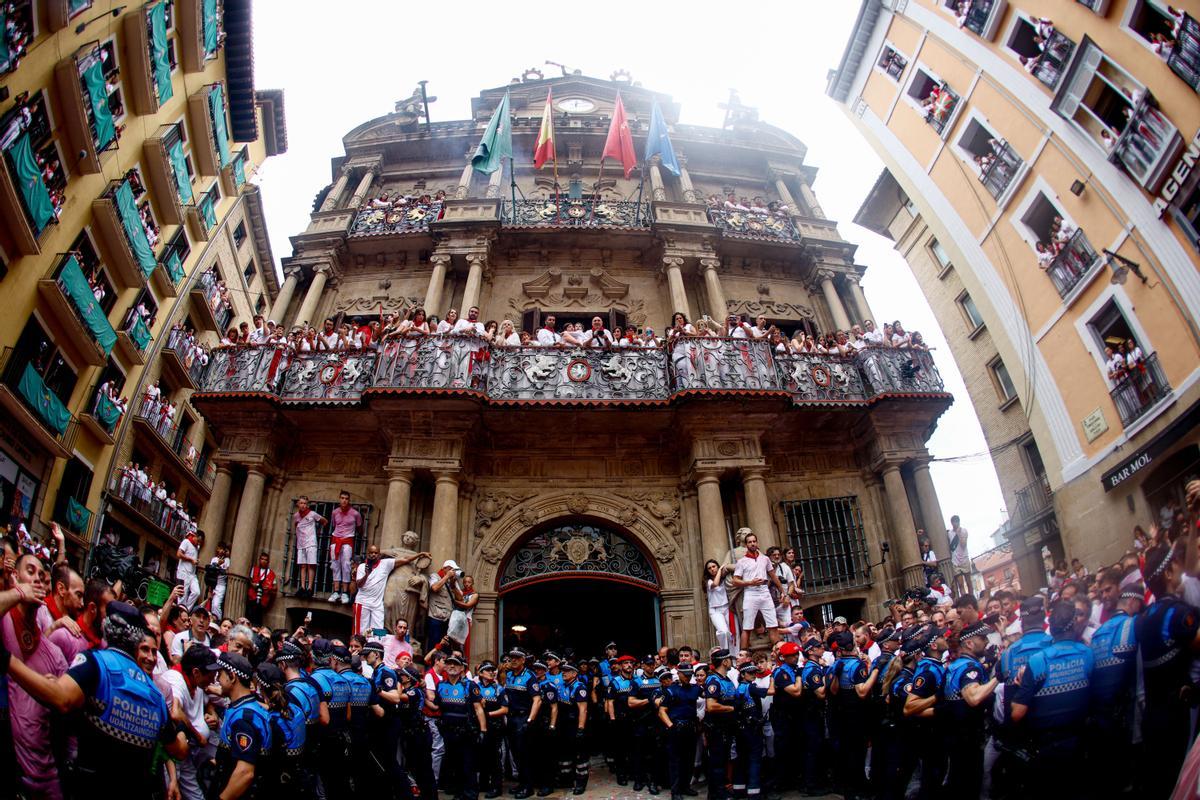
[722,527,751,623]
[383,530,432,633]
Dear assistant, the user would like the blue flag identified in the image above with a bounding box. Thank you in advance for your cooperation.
[644,103,680,177]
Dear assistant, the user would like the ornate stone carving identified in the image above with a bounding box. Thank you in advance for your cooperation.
[654,543,676,563]
[334,295,419,317]
[611,490,681,537]
[474,491,534,538]
[480,543,503,564]
[725,298,816,320]
[617,505,638,527]
[717,441,738,457]
[566,494,590,515]
[517,506,539,528]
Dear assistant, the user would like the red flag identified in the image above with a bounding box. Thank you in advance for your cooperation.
[533,89,556,170]
[601,92,637,179]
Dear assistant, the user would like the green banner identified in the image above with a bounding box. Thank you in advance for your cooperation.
[81,58,116,151]
[7,132,54,234]
[1,7,13,74]
[59,255,117,355]
[209,84,231,168]
[166,250,184,283]
[148,2,173,104]
[202,0,218,55]
[69,0,90,12]
[200,194,217,229]
[18,363,70,435]
[66,496,92,533]
[94,391,121,430]
[129,314,152,350]
[233,154,246,188]
[168,139,193,204]
[114,180,158,275]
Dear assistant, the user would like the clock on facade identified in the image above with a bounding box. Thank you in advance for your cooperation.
[556,98,595,114]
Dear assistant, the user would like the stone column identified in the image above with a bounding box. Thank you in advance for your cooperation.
[199,463,233,561]
[473,592,499,661]
[771,170,799,212]
[294,264,330,329]
[650,160,667,202]
[228,467,267,577]
[380,468,414,551]
[847,278,874,325]
[817,270,852,331]
[455,159,474,200]
[461,254,486,312]
[911,461,950,560]
[485,164,503,199]
[742,467,778,549]
[695,471,728,564]
[798,179,826,219]
[661,588,702,650]
[268,267,300,326]
[347,167,378,209]
[699,258,728,322]
[678,154,699,203]
[881,463,922,590]
[429,471,460,569]
[423,253,451,316]
[319,166,352,212]
[662,256,690,320]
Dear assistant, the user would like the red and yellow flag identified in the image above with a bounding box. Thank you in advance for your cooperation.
[533,89,556,170]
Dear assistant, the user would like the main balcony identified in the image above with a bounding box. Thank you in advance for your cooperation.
[502,199,650,230]
[191,336,948,409]
[706,206,802,243]
[349,199,443,237]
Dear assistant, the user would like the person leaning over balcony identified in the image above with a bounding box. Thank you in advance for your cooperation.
[861,319,884,347]
[438,309,459,335]
[751,315,771,339]
[890,321,911,349]
[642,327,661,348]
[910,332,929,351]
[316,319,339,351]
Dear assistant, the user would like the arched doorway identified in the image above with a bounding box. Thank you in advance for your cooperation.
[497,521,661,659]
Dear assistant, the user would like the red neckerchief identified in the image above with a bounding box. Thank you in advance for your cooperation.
[76,614,103,648]
[745,551,760,559]
[9,606,39,658]
[45,595,63,621]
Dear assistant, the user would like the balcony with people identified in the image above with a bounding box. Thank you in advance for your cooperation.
[949,0,1007,40]
[0,94,66,254]
[152,227,191,297]
[186,81,233,177]
[704,193,803,243]
[1006,16,1075,90]
[143,122,194,226]
[176,0,223,73]
[0,344,77,458]
[188,182,221,240]
[114,296,156,366]
[92,169,162,288]
[160,324,209,390]
[36,253,117,368]
[1106,343,1171,428]
[79,372,130,445]
[131,388,215,497]
[54,41,123,174]
[121,0,175,115]
[907,69,960,137]
[188,268,233,333]
[108,462,201,543]
[1,1,34,76]
[503,196,650,231]
[348,190,446,237]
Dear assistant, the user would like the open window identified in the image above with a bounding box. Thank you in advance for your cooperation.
[69,230,116,316]
[956,115,1024,201]
[876,44,909,81]
[1017,187,1100,298]
[54,456,95,537]
[906,66,960,136]
[946,0,1008,40]
[1085,297,1170,426]
[4,315,79,419]
[1006,15,1077,89]
[1,1,35,76]
[1126,1,1181,49]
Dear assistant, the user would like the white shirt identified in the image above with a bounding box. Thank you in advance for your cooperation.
[864,329,885,345]
[867,642,882,662]
[706,579,729,610]
[318,331,340,349]
[536,328,560,346]
[734,552,772,596]
[354,558,396,608]
[452,319,486,336]
[160,669,210,743]
[436,320,455,334]
[501,332,521,346]
[580,329,613,348]
[949,526,969,567]
[170,629,213,660]
[176,539,198,580]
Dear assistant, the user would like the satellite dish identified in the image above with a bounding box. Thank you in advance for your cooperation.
[1110,265,1129,285]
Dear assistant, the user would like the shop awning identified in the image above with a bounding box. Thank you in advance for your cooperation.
[129,314,152,350]
[81,58,116,151]
[200,193,217,228]
[6,132,55,233]
[166,250,184,283]
[168,139,193,203]
[149,1,173,103]
[94,392,121,430]
[209,84,231,167]
[202,0,219,56]
[59,254,117,354]
[114,180,158,276]
[1102,397,1200,492]
[18,363,70,435]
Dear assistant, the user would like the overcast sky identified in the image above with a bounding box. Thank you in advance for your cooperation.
[249,1,1007,556]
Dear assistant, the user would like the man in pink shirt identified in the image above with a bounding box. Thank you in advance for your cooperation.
[329,490,363,604]
[383,617,415,667]
[3,553,68,798]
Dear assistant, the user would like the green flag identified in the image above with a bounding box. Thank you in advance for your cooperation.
[471,92,511,175]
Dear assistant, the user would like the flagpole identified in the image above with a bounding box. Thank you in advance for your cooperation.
[634,158,646,226]
[509,156,517,224]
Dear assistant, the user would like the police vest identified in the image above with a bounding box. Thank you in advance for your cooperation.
[1090,611,1137,704]
[436,678,478,722]
[998,630,1050,682]
[886,667,914,725]
[799,662,825,712]
[704,673,738,723]
[736,680,767,722]
[285,678,320,727]
[559,679,588,719]
[771,662,800,711]
[662,683,701,724]
[479,681,506,713]
[370,665,400,715]
[609,675,633,717]
[1022,640,1093,732]
[85,648,169,751]
[631,676,659,719]
[599,659,614,689]
[831,657,867,709]
[272,702,307,758]
[312,667,350,730]
[345,671,373,712]
[909,657,946,712]
[503,669,535,715]
[1136,595,1198,705]
[943,655,988,727]
[870,652,895,701]
[215,694,273,793]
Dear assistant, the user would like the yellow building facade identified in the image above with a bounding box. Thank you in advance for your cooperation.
[830,0,1200,587]
[0,0,286,579]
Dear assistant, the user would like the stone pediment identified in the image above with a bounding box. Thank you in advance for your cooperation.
[520,267,628,301]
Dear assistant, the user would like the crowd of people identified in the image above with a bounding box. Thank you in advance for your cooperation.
[1033,214,1089,283]
[112,461,199,543]
[2,481,1200,800]
[1145,5,1191,63]
[705,193,793,221]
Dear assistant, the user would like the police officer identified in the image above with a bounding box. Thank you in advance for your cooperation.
[630,654,663,794]
[527,659,558,797]
[502,649,536,798]
[903,624,948,800]
[796,638,828,796]
[362,641,407,797]
[335,643,373,782]
[397,665,438,800]
[606,654,636,785]
[211,652,273,799]
[434,654,488,800]
[1088,580,1141,793]
[1009,599,1094,797]
[310,638,352,796]
[477,660,509,798]
[703,649,738,800]
[1,600,188,797]
[827,630,870,800]
[997,595,1051,682]
[256,662,307,794]
[733,661,773,799]
[877,625,929,800]
[769,641,802,793]
[943,621,998,797]
[276,640,325,795]
[557,662,591,794]
[866,626,900,797]
[658,663,702,800]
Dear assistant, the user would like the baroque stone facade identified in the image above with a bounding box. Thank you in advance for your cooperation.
[190,74,952,659]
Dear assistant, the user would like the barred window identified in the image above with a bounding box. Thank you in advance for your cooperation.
[781,496,871,593]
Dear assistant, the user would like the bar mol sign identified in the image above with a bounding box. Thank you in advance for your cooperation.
[1154,127,1200,217]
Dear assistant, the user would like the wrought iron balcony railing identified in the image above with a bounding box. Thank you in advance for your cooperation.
[349,200,443,237]
[1110,352,1171,428]
[1168,13,1200,93]
[961,0,1002,38]
[979,140,1023,200]
[707,207,803,242]
[1031,30,1076,90]
[1109,93,1180,190]
[192,336,948,407]
[924,82,960,135]
[503,199,649,229]
[1013,475,1053,522]
[109,468,194,542]
[1044,228,1099,298]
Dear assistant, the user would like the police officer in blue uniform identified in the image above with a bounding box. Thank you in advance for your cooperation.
[527,659,558,797]
[733,660,773,799]
[827,630,870,800]
[309,638,351,796]
[501,649,536,798]
[275,640,325,795]
[630,655,663,794]
[434,654,488,800]
[397,665,438,800]
[903,624,948,800]
[769,641,802,793]
[1088,578,1141,794]
[797,638,828,796]
[866,626,900,797]
[943,621,998,797]
[211,652,273,799]
[597,643,618,770]
[703,649,738,800]
[606,654,636,785]
[1136,539,1200,798]
[335,643,372,783]
[557,662,591,794]
[658,663,702,800]
[1009,599,1094,798]
[256,662,307,793]
[997,595,1051,682]
[876,625,928,800]
[477,660,509,798]
[1,600,188,799]
[361,641,406,797]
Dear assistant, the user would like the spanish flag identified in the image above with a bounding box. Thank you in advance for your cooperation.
[533,89,556,170]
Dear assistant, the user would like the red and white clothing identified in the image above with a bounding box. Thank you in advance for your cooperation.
[353,557,396,635]
[329,506,362,583]
[734,551,777,628]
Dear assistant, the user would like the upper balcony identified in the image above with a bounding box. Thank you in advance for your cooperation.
[1029,29,1076,91]
[78,376,126,445]
[177,0,223,73]
[186,83,232,177]
[160,328,206,390]
[502,199,650,232]
[189,268,233,333]
[1110,352,1171,429]
[36,253,116,367]
[92,175,161,289]
[1167,12,1200,94]
[187,182,220,241]
[191,336,949,410]
[151,228,190,298]
[957,0,1007,40]
[1,1,34,75]
[121,0,175,116]
[1107,92,1182,192]
[0,97,64,254]
[706,205,803,244]
[0,348,77,459]
[131,398,215,497]
[54,44,119,175]
[143,123,193,226]
[1043,228,1101,299]
[114,308,153,366]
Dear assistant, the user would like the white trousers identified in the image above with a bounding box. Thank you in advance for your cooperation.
[708,604,737,652]
[741,590,777,628]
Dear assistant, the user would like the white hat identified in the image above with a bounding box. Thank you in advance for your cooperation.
[443,559,461,571]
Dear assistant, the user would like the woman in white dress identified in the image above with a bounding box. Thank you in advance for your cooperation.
[704,559,737,652]
[498,319,521,346]
[668,312,698,387]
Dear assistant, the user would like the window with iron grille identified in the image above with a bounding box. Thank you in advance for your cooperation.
[781,496,871,594]
[281,499,374,595]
